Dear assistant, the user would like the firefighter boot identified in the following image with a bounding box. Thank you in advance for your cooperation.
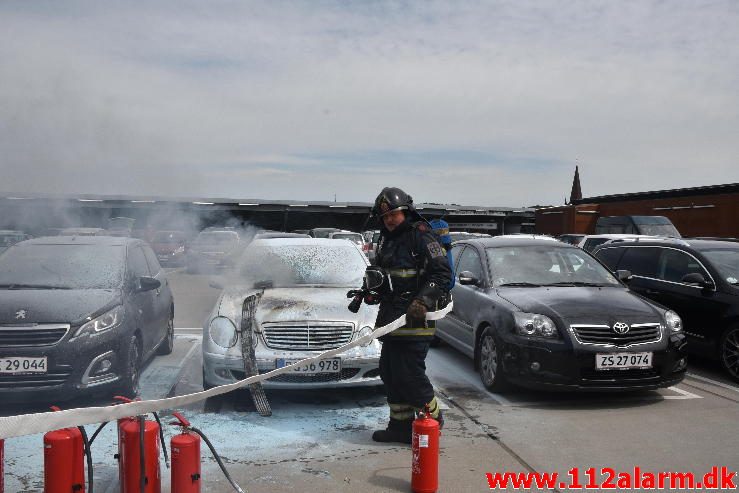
[436,409,444,430]
[372,418,413,444]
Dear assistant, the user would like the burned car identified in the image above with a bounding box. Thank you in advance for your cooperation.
[186,229,241,273]
[202,237,381,390]
[151,230,187,266]
[435,237,687,392]
[0,236,174,403]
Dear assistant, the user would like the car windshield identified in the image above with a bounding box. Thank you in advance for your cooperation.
[700,248,739,285]
[235,243,365,287]
[0,244,125,289]
[194,232,238,245]
[487,246,620,287]
[636,224,681,237]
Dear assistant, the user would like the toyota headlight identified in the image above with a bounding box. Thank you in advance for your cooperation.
[357,326,374,347]
[72,305,124,339]
[209,317,238,348]
[665,310,682,332]
[513,312,559,338]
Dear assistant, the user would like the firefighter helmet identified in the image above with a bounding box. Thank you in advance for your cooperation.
[372,187,415,217]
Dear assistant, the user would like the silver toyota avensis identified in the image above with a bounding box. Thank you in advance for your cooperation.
[202,238,381,390]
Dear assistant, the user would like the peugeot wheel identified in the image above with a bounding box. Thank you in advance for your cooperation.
[157,313,175,355]
[720,325,739,382]
[478,327,508,392]
[120,336,142,397]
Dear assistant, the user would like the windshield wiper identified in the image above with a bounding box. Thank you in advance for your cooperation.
[498,282,542,287]
[543,282,610,287]
[0,284,73,290]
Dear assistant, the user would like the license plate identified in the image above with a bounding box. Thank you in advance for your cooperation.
[0,357,48,374]
[596,352,652,370]
[275,358,341,374]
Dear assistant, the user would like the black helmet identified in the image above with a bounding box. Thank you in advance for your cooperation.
[372,187,414,217]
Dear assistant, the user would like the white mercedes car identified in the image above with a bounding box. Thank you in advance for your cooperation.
[202,238,381,389]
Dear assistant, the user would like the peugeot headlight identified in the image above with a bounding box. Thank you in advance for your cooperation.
[73,305,124,339]
[209,317,238,348]
[174,246,185,254]
[665,310,682,332]
[357,326,374,347]
[513,312,559,338]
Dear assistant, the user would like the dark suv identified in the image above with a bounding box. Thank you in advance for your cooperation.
[0,236,175,403]
[592,238,739,381]
[435,237,687,392]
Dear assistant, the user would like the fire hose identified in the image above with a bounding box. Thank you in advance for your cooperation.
[0,302,452,441]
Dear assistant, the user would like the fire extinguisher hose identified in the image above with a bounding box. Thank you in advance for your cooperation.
[152,412,170,468]
[78,425,94,493]
[0,303,452,440]
[190,426,246,493]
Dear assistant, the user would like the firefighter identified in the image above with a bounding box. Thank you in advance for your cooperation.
[370,187,452,444]
[428,218,455,289]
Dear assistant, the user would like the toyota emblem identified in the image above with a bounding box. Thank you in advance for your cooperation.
[612,322,630,334]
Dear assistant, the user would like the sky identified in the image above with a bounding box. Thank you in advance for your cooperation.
[1,0,737,207]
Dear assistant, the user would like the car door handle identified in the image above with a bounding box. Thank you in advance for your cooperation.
[645,289,660,295]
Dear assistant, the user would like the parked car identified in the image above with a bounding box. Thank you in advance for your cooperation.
[186,229,241,273]
[557,234,586,246]
[308,227,342,238]
[435,237,687,392]
[595,215,681,238]
[0,236,174,403]
[592,238,739,381]
[578,234,662,253]
[151,230,187,266]
[202,238,381,390]
[0,230,29,255]
[328,230,366,249]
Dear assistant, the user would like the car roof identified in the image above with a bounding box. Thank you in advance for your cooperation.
[254,232,311,239]
[249,237,361,247]
[19,236,135,246]
[596,237,739,251]
[455,237,578,248]
[581,234,663,239]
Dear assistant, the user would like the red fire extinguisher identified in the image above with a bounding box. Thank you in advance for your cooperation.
[44,407,86,493]
[119,415,162,493]
[170,412,201,493]
[411,406,440,493]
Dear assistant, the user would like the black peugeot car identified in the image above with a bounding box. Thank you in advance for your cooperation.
[592,238,739,381]
[435,237,687,392]
[0,236,174,403]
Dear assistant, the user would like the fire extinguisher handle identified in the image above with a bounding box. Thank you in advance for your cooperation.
[170,411,191,427]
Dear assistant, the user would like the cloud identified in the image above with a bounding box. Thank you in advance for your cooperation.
[1,0,737,206]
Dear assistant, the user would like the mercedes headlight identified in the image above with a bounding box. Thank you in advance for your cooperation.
[209,317,238,348]
[357,326,374,347]
[73,305,124,339]
[513,312,559,338]
[665,310,682,332]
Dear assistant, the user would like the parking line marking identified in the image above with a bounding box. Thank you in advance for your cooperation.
[686,373,739,393]
[663,386,702,399]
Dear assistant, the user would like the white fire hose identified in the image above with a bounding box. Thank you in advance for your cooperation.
[0,302,452,439]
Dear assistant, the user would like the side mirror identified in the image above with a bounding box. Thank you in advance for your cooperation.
[681,272,714,289]
[208,279,224,290]
[458,270,480,286]
[137,276,161,292]
[615,270,632,282]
